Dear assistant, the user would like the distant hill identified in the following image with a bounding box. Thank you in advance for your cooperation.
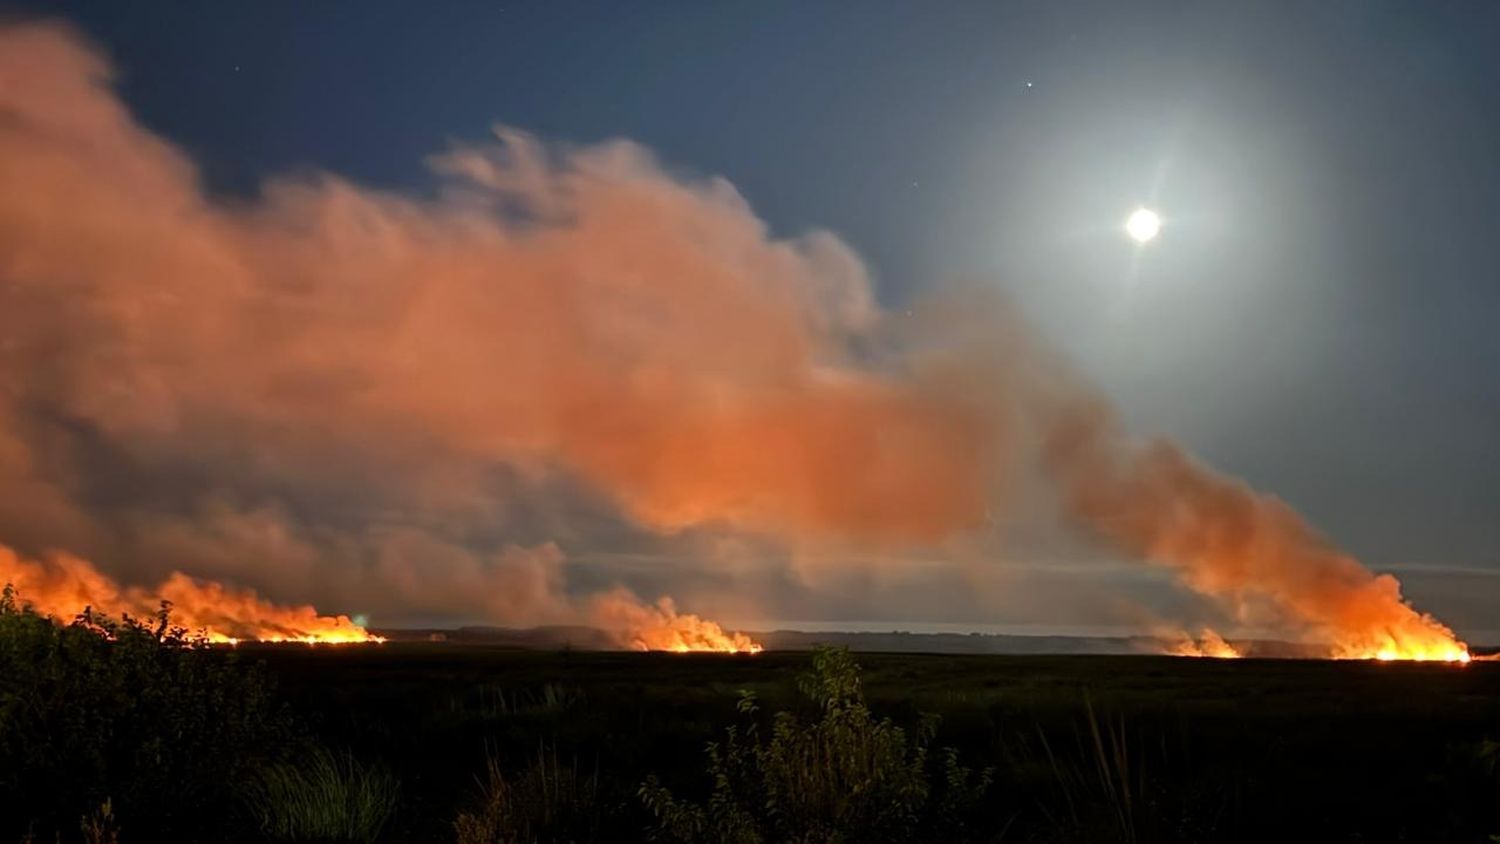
[756,629,1150,655]
[371,624,1334,657]
[371,624,618,650]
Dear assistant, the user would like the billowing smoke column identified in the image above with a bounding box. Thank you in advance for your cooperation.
[1039,401,1469,661]
[0,22,1468,660]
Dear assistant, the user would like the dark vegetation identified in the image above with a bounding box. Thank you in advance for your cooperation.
[0,587,291,842]
[5,595,1500,842]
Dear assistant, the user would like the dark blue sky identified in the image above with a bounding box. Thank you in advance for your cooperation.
[14,1,1500,625]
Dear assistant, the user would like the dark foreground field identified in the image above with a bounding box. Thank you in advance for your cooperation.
[250,644,1500,843]
[9,611,1500,843]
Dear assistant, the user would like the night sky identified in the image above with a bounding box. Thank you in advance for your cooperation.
[7,1,1500,638]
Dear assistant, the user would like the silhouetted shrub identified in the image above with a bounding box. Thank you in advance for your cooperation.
[0,585,292,840]
[640,647,992,844]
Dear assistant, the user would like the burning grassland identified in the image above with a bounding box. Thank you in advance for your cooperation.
[0,544,382,644]
[1162,628,1243,659]
[0,542,762,652]
[589,590,764,653]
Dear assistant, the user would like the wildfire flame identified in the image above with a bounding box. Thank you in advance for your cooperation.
[1156,625,1471,663]
[590,591,763,654]
[1164,628,1242,659]
[1044,412,1474,666]
[1158,614,1472,664]
[1349,641,1470,664]
[0,545,383,644]
[1305,573,1471,662]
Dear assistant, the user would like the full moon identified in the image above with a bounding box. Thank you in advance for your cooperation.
[1125,207,1162,243]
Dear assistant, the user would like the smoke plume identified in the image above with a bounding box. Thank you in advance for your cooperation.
[1039,398,1468,660]
[0,22,1467,659]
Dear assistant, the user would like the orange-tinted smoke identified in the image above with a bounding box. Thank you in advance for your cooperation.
[0,22,1471,660]
[1042,401,1469,661]
[0,544,380,643]
[0,22,1002,549]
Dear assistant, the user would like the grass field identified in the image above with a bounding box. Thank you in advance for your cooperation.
[243,644,1500,842]
[7,602,1500,842]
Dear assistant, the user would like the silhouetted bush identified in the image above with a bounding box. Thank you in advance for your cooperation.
[0,585,292,840]
[640,647,992,844]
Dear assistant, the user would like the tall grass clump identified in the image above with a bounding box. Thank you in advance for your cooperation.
[454,743,600,844]
[640,646,993,844]
[78,800,120,844]
[1025,699,1230,844]
[1033,700,1140,843]
[448,682,585,724]
[243,746,399,843]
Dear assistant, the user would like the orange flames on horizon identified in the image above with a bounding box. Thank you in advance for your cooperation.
[1160,623,1472,662]
[1,544,762,653]
[1045,412,1473,665]
[1353,640,1470,664]
[1163,628,1243,659]
[1162,603,1472,663]
[591,591,763,654]
[0,545,382,644]
[1160,627,1470,663]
